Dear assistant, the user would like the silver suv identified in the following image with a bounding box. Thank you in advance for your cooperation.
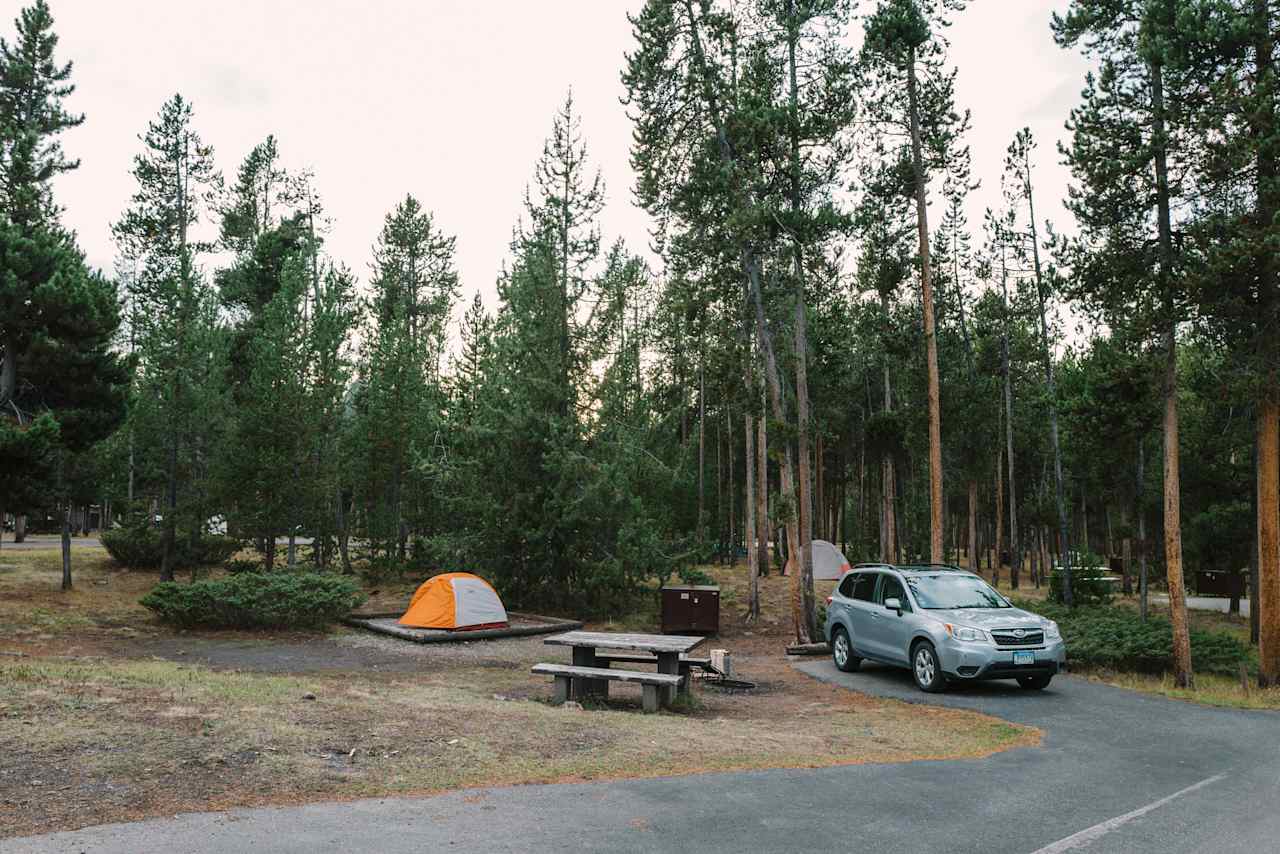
[825,564,1066,692]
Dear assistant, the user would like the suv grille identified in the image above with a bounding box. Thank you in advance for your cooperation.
[991,629,1044,647]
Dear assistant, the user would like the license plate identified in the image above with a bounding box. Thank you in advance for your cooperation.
[1013,651,1035,666]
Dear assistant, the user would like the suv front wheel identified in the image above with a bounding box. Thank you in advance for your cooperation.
[832,627,861,673]
[912,641,946,693]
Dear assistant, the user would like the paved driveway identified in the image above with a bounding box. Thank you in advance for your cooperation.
[3,662,1276,854]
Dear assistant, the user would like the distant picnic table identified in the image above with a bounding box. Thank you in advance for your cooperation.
[534,630,707,712]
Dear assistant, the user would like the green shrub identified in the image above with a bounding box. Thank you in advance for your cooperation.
[140,572,365,630]
[102,526,239,570]
[1048,555,1114,606]
[225,558,263,575]
[1018,599,1251,676]
[677,566,716,586]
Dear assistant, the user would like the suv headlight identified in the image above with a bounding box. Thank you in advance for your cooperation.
[945,624,990,643]
[1042,620,1061,639]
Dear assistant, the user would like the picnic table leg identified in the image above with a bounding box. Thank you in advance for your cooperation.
[572,646,606,700]
[641,684,660,713]
[656,652,680,706]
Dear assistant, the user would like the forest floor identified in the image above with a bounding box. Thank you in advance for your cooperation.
[0,549,1035,839]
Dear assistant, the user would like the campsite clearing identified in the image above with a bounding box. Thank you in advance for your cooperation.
[0,549,1037,838]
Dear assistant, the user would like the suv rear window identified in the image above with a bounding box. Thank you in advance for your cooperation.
[850,572,877,602]
[837,573,858,598]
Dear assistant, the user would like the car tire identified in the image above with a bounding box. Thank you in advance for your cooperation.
[1017,674,1053,690]
[911,641,946,693]
[832,627,861,673]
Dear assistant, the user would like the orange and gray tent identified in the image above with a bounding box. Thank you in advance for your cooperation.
[811,539,852,580]
[398,572,510,631]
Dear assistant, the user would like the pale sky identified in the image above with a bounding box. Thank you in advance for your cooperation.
[42,0,1091,312]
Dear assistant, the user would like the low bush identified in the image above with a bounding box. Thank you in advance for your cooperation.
[1048,556,1114,606]
[102,526,239,570]
[224,557,263,575]
[140,572,366,630]
[1019,599,1251,676]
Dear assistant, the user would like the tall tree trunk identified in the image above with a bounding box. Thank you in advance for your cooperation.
[968,479,978,572]
[907,46,944,564]
[1251,516,1261,646]
[14,514,25,544]
[0,337,15,405]
[1020,146,1070,604]
[746,255,806,640]
[757,406,768,575]
[1138,439,1149,621]
[1000,247,1020,589]
[1258,401,1279,684]
[786,4,815,638]
[994,442,1004,585]
[698,362,706,541]
[744,408,760,620]
[1150,54,1193,687]
[60,502,72,591]
[159,438,178,583]
[337,485,352,574]
[1080,486,1089,558]
[728,406,736,565]
[1251,0,1279,686]
[816,434,825,542]
[881,353,897,563]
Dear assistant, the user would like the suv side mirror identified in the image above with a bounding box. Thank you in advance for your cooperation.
[884,597,902,613]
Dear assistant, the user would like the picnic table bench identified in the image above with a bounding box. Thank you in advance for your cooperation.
[534,630,707,711]
[531,663,682,713]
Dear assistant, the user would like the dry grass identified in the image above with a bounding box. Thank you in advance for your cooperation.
[0,549,1040,838]
[1076,670,1280,711]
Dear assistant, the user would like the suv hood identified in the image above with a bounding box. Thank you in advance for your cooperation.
[923,607,1045,630]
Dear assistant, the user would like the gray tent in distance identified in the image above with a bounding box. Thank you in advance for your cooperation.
[811,539,851,581]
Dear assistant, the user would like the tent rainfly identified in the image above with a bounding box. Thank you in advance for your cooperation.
[811,540,851,581]
[398,572,509,631]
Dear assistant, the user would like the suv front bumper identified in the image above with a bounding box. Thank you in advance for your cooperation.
[939,637,1067,680]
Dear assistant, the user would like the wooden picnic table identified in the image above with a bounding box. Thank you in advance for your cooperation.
[544,630,706,706]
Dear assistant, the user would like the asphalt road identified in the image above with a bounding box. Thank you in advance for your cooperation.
[3,662,1276,854]
[0,535,102,551]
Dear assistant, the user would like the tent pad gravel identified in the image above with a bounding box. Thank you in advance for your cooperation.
[344,612,583,644]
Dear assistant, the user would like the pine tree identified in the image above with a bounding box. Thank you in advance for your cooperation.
[112,94,224,582]
[0,2,125,579]
[859,0,968,563]
[356,195,457,560]
[1055,0,1196,682]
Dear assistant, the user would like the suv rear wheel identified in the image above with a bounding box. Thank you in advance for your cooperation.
[832,627,861,673]
[912,641,946,693]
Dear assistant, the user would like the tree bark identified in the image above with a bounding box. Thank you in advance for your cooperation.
[757,405,768,575]
[787,2,815,637]
[999,246,1020,589]
[60,503,72,591]
[1020,144,1069,604]
[1258,400,1279,685]
[159,438,178,583]
[994,441,1004,585]
[1138,439,1149,621]
[744,408,760,620]
[1250,0,1279,687]
[968,479,978,573]
[1150,54,1193,687]
[906,46,944,564]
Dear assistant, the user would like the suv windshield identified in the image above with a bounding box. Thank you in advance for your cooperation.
[905,574,1011,609]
